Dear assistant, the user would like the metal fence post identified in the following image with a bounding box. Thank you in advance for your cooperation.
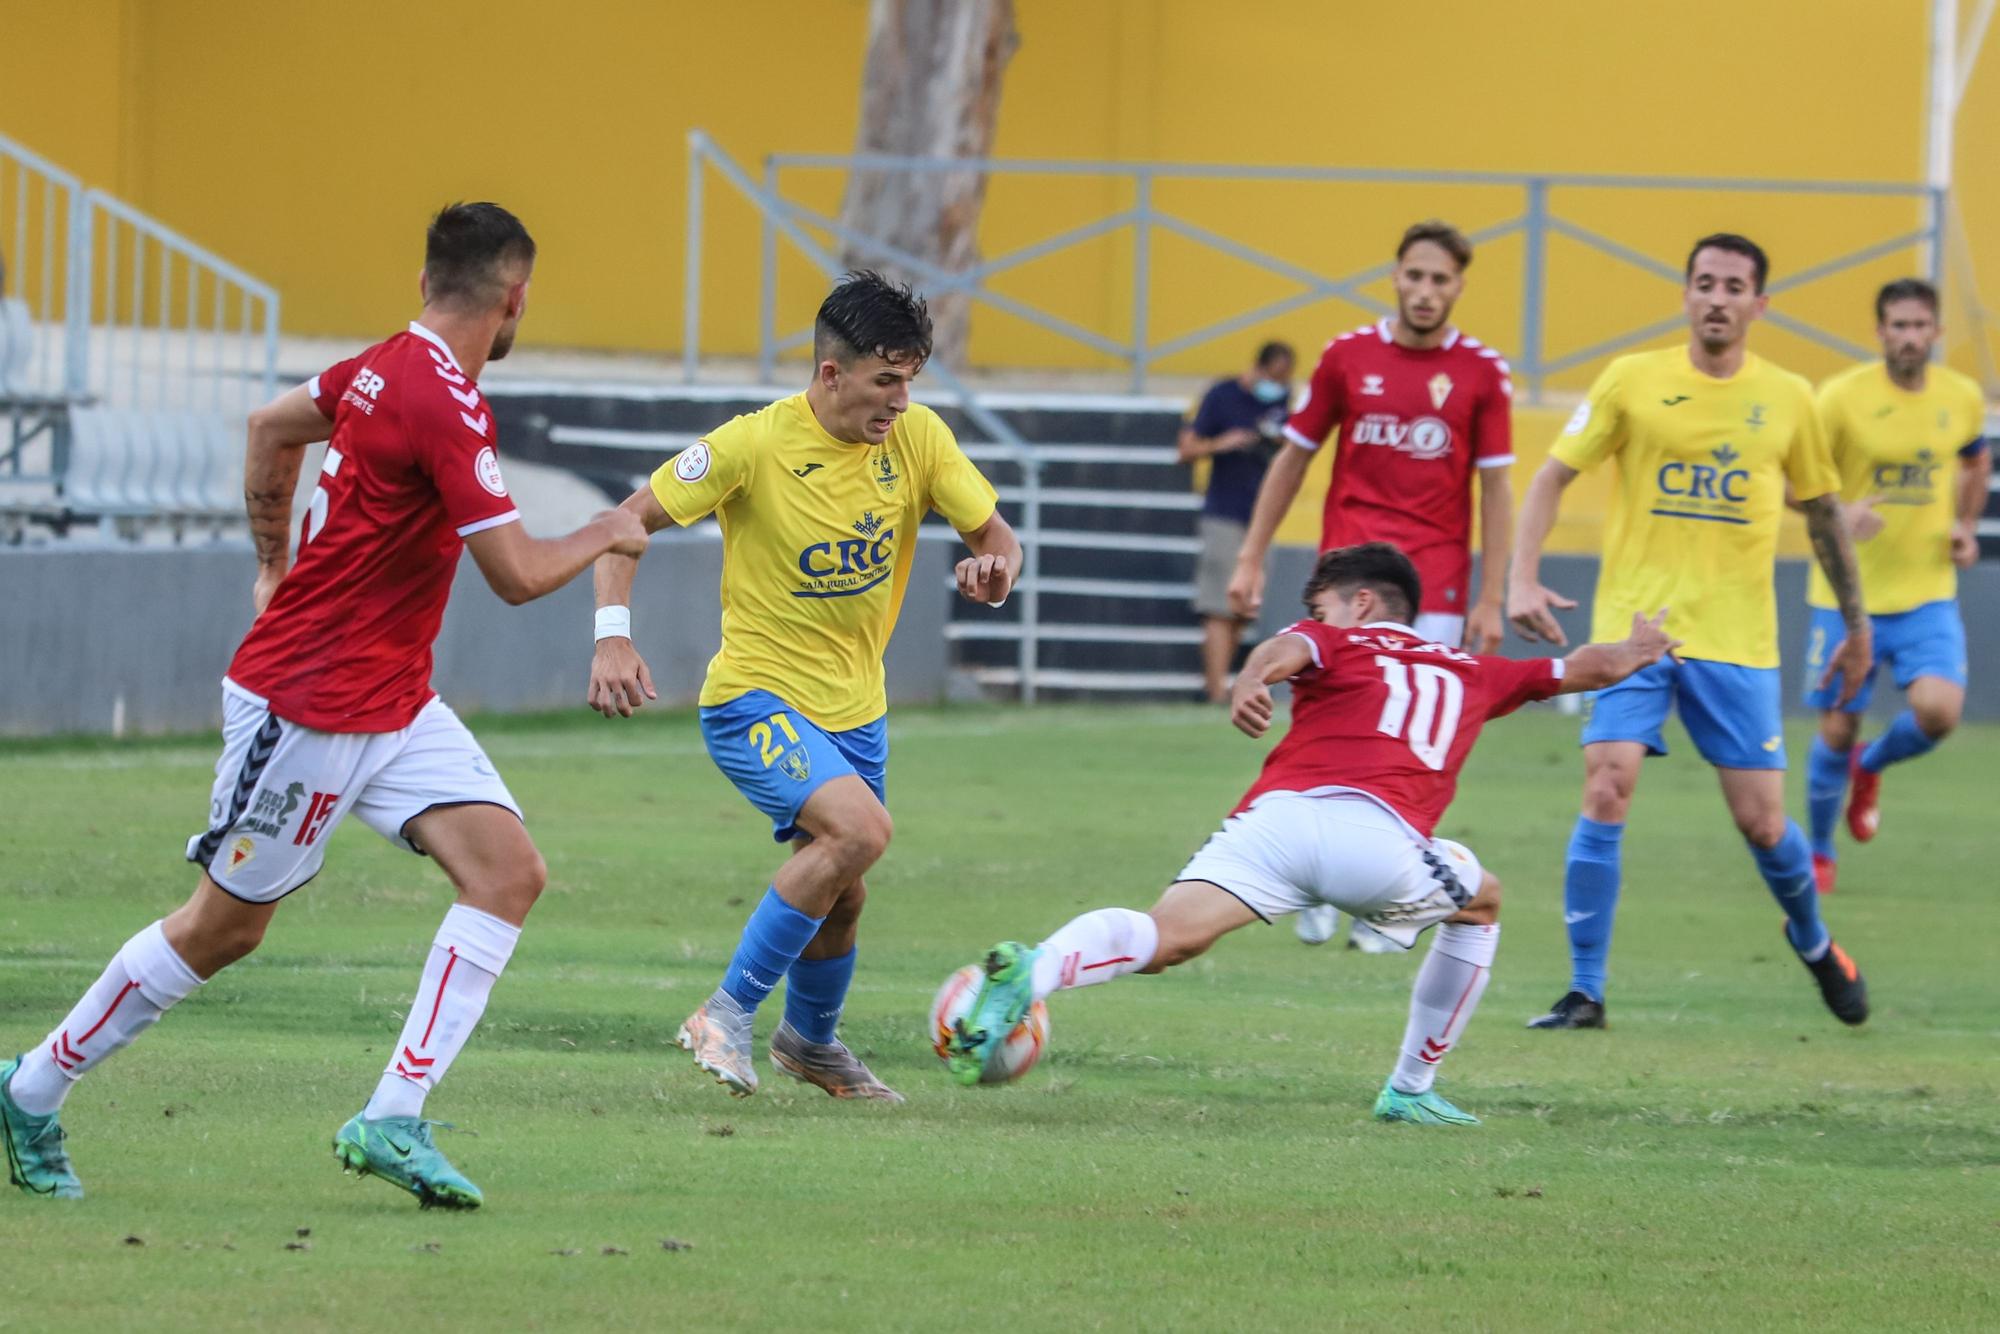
[759,156,779,385]
[1131,171,1151,394]
[65,191,93,398]
[1018,450,1041,705]
[1926,186,1947,289]
[1519,179,1548,403]
[683,133,706,386]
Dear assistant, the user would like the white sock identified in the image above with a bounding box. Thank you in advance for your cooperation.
[362,904,520,1122]
[8,921,203,1116]
[1029,908,1160,1002]
[1389,922,1499,1095]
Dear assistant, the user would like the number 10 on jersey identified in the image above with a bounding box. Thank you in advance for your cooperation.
[1373,656,1464,771]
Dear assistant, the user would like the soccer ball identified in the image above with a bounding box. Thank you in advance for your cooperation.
[929,964,1049,1085]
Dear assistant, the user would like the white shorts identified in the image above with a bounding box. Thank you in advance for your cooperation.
[185,682,522,903]
[1175,792,1482,950]
[1414,612,1465,648]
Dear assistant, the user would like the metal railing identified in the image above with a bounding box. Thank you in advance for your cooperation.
[0,133,87,399]
[2,130,279,530]
[683,138,1944,401]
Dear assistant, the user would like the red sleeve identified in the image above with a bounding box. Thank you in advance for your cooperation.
[1479,654,1563,718]
[1473,358,1514,466]
[409,385,519,537]
[1284,341,1345,450]
[1279,619,1345,675]
[307,357,363,418]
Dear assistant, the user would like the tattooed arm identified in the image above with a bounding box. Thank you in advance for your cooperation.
[243,385,335,614]
[1799,493,1872,709]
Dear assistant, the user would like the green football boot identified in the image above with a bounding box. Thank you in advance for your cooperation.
[946,942,1040,1086]
[332,1113,483,1210]
[1372,1083,1481,1126]
[1,1056,83,1200]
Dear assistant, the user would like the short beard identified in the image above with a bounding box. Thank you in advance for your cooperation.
[488,324,517,362]
[1399,305,1446,335]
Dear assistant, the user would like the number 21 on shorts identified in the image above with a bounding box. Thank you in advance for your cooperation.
[747,712,801,768]
[1374,656,1463,770]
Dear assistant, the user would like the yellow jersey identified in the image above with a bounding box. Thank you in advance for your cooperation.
[651,394,998,730]
[1807,361,1986,615]
[1551,346,1838,667]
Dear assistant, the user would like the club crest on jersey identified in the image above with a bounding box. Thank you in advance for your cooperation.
[474,446,507,497]
[1745,403,1767,432]
[874,448,900,493]
[1428,373,1453,409]
[794,512,897,598]
[228,836,256,871]
[674,442,711,483]
[1360,374,1386,396]
[779,748,811,782]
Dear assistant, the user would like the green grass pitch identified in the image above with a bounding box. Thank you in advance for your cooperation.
[1,704,1993,1330]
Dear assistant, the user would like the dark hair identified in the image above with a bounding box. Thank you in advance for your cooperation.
[424,202,536,308]
[1685,232,1768,293]
[1397,220,1472,270]
[1255,340,1294,371]
[814,270,934,369]
[1302,542,1421,624]
[1875,277,1939,323]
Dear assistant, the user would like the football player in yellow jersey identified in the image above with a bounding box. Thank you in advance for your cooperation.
[1800,279,1990,893]
[585,272,1020,1101]
[1507,234,1873,1031]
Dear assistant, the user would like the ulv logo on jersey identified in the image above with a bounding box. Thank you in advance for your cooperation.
[1350,413,1453,460]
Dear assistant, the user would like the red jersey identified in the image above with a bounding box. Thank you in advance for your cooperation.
[227,323,519,733]
[1235,619,1562,837]
[1284,321,1514,615]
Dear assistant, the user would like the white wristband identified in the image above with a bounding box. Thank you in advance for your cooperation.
[594,605,632,641]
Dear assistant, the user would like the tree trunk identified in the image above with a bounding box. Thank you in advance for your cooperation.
[838,0,1019,368]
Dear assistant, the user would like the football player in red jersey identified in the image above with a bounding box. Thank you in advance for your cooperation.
[946,543,1675,1124]
[0,204,648,1209]
[1228,220,1518,951]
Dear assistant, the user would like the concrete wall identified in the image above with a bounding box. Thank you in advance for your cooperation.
[0,533,956,738]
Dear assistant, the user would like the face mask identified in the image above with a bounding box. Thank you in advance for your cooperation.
[1252,378,1288,404]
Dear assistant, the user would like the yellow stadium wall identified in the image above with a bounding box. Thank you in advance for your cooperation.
[0,0,1975,561]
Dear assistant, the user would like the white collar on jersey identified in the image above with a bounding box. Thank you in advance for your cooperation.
[1362,619,1421,636]
[1375,317,1460,351]
[408,320,465,374]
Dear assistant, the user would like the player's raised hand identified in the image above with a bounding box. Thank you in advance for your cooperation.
[1463,601,1505,654]
[1819,623,1875,710]
[1506,579,1576,646]
[1230,678,1276,738]
[600,507,651,558]
[955,552,1013,605]
[587,637,657,718]
[1843,494,1886,543]
[1628,609,1681,665]
[1227,560,1264,620]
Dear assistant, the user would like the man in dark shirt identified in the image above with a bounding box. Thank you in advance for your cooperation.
[1179,341,1295,701]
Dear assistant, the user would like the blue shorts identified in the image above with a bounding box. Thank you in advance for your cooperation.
[1802,600,1967,714]
[699,689,887,843]
[1581,658,1786,770]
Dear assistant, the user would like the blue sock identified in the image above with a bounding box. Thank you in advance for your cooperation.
[1751,822,1828,958]
[719,887,825,1013]
[1860,709,1938,773]
[1805,737,1851,859]
[1563,816,1624,1002]
[783,948,857,1044]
